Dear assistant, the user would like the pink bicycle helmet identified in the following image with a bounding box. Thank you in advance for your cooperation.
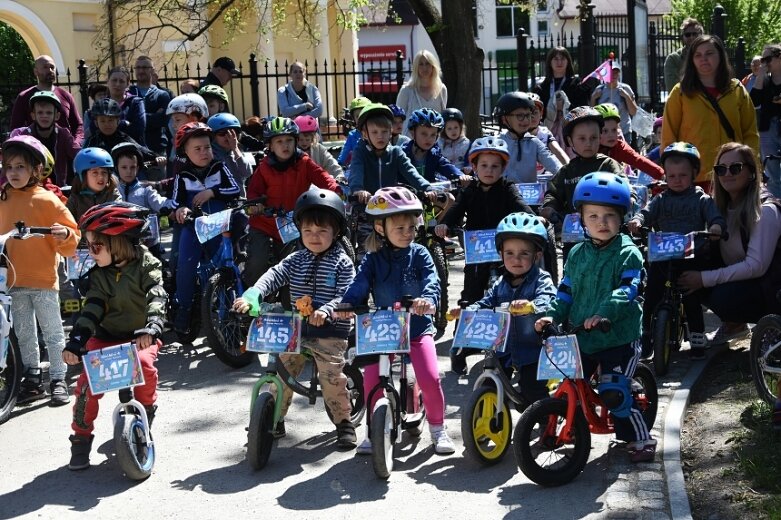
[365,186,423,220]
[294,115,319,133]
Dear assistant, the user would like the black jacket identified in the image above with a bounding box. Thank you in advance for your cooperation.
[442,178,533,230]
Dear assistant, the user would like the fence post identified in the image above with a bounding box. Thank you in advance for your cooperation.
[648,21,659,111]
[395,50,405,89]
[579,1,597,75]
[734,37,746,80]
[77,59,89,113]
[711,4,726,42]
[249,53,260,117]
[516,27,529,91]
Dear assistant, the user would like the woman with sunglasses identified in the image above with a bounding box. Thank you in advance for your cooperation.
[750,44,781,197]
[678,142,781,346]
[662,35,759,193]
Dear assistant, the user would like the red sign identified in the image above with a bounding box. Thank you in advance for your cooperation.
[358,45,406,62]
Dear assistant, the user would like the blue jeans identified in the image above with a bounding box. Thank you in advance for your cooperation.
[760,117,781,197]
[174,225,219,316]
[10,288,67,381]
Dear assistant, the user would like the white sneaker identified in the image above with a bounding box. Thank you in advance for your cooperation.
[431,427,455,455]
[356,438,372,455]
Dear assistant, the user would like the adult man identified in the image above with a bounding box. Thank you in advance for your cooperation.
[590,62,638,139]
[200,56,240,88]
[663,18,704,92]
[10,55,84,142]
[128,56,172,158]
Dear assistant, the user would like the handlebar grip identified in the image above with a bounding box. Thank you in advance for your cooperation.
[28,227,53,234]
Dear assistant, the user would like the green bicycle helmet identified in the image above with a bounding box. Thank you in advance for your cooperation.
[660,142,701,175]
[198,84,229,105]
[28,91,62,112]
[349,96,372,112]
[495,212,548,252]
[263,117,299,140]
[356,103,393,130]
[594,103,621,122]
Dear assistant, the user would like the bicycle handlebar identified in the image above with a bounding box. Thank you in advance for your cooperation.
[541,319,612,339]
[335,295,415,314]
[14,221,52,236]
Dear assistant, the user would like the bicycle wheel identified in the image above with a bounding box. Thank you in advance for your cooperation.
[428,242,449,331]
[203,269,255,368]
[404,379,425,437]
[0,331,21,425]
[370,401,395,479]
[543,222,559,286]
[114,413,155,481]
[343,363,366,425]
[338,235,356,265]
[750,315,781,405]
[247,392,276,470]
[651,307,674,376]
[461,385,512,465]
[632,363,659,430]
[513,398,591,486]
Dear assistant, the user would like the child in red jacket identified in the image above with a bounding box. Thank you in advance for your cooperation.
[595,103,664,180]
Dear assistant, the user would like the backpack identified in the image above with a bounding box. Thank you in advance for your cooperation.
[740,189,781,313]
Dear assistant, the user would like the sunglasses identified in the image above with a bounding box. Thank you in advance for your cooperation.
[86,240,105,255]
[713,162,746,176]
[683,31,702,38]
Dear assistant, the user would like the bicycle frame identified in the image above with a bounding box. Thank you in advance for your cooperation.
[472,350,528,419]
[365,354,423,442]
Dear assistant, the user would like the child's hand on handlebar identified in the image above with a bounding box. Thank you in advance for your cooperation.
[411,298,435,315]
[354,190,371,204]
[192,189,215,207]
[534,316,553,332]
[708,223,723,240]
[155,156,167,167]
[425,191,439,203]
[136,334,155,350]
[50,223,70,241]
[232,297,251,314]
[309,309,328,327]
[434,224,449,238]
[62,350,80,365]
[509,300,535,315]
[627,219,641,235]
[447,307,462,320]
[458,174,473,187]
[174,207,191,224]
[583,314,605,330]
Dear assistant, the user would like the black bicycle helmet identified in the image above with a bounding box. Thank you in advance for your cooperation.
[293,188,348,237]
[493,92,535,119]
[110,142,144,166]
[441,108,464,124]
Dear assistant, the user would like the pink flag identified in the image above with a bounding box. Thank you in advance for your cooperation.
[581,59,613,84]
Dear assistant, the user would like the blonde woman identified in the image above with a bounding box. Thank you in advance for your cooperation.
[395,50,448,137]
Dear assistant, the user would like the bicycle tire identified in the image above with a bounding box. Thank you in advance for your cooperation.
[404,380,425,437]
[461,385,512,465]
[114,413,155,481]
[371,401,394,479]
[632,362,659,430]
[513,398,591,486]
[428,242,449,331]
[750,314,781,405]
[203,269,255,368]
[247,392,276,470]
[543,222,559,286]
[338,235,356,265]
[651,307,674,376]
[0,331,22,425]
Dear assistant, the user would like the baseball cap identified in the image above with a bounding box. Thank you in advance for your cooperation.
[214,56,240,76]
[611,61,622,71]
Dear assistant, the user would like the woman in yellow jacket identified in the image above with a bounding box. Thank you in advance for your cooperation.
[662,34,759,193]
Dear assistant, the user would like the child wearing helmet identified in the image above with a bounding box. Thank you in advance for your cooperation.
[337,96,372,167]
[233,188,358,448]
[244,117,341,292]
[494,92,563,183]
[198,85,230,116]
[293,115,344,179]
[628,142,725,358]
[0,136,80,406]
[536,172,657,463]
[437,108,471,171]
[387,104,410,147]
[402,108,467,184]
[63,201,167,471]
[335,186,456,455]
[526,92,570,166]
[594,103,664,180]
[448,212,556,398]
[9,90,81,187]
[67,147,122,223]
[166,93,209,177]
[207,112,253,197]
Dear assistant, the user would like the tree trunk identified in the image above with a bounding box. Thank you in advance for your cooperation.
[407,0,485,139]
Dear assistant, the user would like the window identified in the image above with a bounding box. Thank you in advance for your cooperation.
[496,1,527,38]
[538,20,548,35]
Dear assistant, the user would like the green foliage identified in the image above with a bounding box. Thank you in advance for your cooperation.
[668,0,781,56]
[0,21,34,83]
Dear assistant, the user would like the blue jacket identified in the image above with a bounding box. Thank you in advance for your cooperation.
[128,85,172,154]
[118,178,176,213]
[338,129,361,166]
[468,265,556,367]
[348,141,431,194]
[341,243,440,338]
[500,129,562,183]
[401,140,461,182]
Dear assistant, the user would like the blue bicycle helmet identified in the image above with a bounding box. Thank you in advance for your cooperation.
[387,104,406,120]
[495,212,548,252]
[572,172,632,214]
[468,136,510,164]
[660,142,701,175]
[207,112,242,132]
[407,108,444,130]
[74,147,114,179]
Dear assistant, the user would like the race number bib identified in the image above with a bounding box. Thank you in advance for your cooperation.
[66,249,96,281]
[647,232,694,262]
[561,213,585,243]
[464,229,501,264]
[83,343,145,395]
[537,335,584,380]
[245,312,302,354]
[452,309,511,352]
[355,310,410,355]
[195,209,232,243]
[276,214,300,244]
[515,182,546,206]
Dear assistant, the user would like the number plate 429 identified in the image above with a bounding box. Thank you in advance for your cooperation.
[452,309,511,352]
[355,310,410,355]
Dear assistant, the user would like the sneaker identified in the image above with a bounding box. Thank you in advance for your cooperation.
[356,437,372,455]
[706,323,750,346]
[68,434,94,470]
[17,368,46,404]
[335,420,357,450]
[273,419,286,439]
[628,439,657,463]
[430,426,456,455]
[49,380,70,406]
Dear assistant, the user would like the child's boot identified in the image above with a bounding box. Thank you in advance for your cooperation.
[335,420,357,450]
[689,332,708,360]
[69,434,94,470]
[49,380,70,406]
[17,368,46,404]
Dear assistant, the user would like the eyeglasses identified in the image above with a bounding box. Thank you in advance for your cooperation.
[683,31,702,38]
[86,240,105,255]
[508,113,532,121]
[713,162,746,176]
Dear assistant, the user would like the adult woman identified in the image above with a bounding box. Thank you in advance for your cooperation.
[662,35,759,193]
[678,143,781,343]
[532,47,595,142]
[105,66,147,145]
[277,61,323,119]
[395,50,447,137]
[750,44,781,197]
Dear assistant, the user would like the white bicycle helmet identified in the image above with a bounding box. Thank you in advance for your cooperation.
[166,93,208,118]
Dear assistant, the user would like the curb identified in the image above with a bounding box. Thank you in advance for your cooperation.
[662,343,729,520]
